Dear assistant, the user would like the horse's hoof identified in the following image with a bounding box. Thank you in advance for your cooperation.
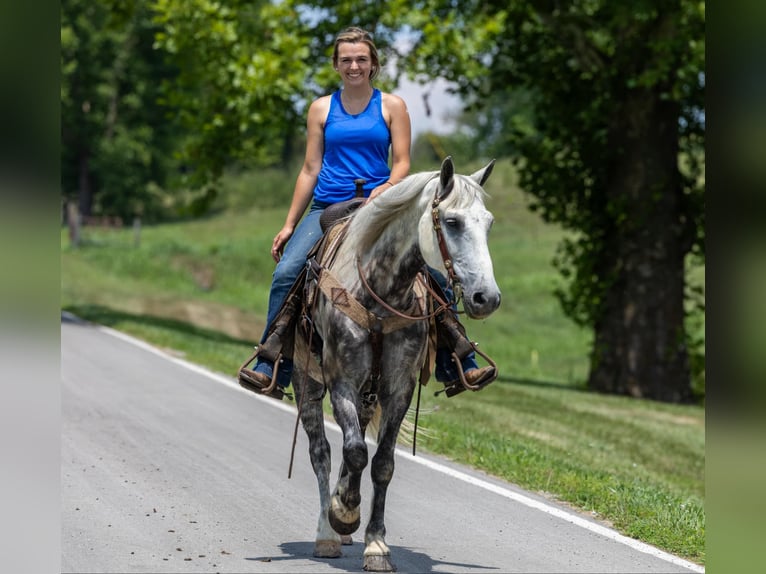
[341,534,353,545]
[314,539,342,558]
[363,554,396,572]
[328,508,360,535]
[329,497,361,535]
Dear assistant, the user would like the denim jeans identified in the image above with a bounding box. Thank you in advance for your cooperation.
[253,202,328,387]
[428,267,479,382]
[254,205,478,387]
[261,203,327,338]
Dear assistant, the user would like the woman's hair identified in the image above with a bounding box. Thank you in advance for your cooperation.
[332,27,380,82]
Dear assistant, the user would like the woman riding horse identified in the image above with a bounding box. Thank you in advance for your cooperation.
[291,156,501,571]
[239,27,494,399]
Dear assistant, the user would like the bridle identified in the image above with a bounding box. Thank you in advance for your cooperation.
[356,175,463,319]
[430,177,463,303]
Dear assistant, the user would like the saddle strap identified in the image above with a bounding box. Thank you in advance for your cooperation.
[316,268,424,334]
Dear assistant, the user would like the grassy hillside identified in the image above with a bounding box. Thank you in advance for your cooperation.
[61,159,704,564]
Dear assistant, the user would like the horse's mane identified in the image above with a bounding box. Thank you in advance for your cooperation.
[348,170,487,255]
[347,171,435,254]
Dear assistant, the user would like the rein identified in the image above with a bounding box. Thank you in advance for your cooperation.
[355,259,452,322]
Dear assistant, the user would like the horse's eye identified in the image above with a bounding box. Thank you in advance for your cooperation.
[444,217,460,229]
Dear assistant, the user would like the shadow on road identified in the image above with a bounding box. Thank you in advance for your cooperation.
[246,540,500,573]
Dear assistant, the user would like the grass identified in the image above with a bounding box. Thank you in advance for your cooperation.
[61,159,704,564]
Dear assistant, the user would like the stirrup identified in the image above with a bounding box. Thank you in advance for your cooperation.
[237,348,293,400]
[436,343,498,398]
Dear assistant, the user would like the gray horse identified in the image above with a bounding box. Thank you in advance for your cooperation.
[292,157,501,571]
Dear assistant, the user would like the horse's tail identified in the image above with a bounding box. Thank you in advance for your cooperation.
[367,403,436,447]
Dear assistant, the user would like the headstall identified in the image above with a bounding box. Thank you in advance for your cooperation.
[430,179,463,303]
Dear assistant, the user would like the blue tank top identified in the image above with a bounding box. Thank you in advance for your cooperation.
[313,89,391,203]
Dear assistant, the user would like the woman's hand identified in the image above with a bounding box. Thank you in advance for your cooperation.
[271,226,294,262]
[366,183,391,203]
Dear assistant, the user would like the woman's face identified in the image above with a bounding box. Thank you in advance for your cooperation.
[335,42,373,85]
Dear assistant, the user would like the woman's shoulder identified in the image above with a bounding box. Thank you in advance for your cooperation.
[307,94,335,125]
[380,91,409,113]
[309,94,334,114]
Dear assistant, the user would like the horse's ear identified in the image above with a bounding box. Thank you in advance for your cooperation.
[439,156,455,199]
[471,159,496,187]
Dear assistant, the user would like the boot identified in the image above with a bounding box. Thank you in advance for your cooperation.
[433,306,497,397]
[238,268,306,399]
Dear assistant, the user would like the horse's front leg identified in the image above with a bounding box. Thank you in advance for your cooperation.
[327,381,368,536]
[363,383,415,572]
[295,376,342,558]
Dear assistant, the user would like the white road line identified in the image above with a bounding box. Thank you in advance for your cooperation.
[397,451,704,573]
[86,320,704,574]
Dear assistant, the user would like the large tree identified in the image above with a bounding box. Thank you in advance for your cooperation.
[285,0,705,401]
[393,0,705,402]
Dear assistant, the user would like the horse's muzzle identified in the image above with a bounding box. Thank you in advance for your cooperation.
[464,289,501,319]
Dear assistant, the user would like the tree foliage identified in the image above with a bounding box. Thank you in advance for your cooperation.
[150,0,315,184]
[61,0,182,220]
[392,0,705,401]
[279,0,704,400]
[61,0,705,401]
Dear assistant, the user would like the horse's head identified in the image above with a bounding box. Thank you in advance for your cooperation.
[419,157,502,319]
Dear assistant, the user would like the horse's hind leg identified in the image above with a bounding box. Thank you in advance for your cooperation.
[363,388,414,572]
[295,376,342,558]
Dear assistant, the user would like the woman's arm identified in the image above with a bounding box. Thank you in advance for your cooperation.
[369,93,411,202]
[270,96,329,262]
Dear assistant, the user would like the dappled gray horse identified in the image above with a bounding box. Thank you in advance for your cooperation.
[292,157,501,571]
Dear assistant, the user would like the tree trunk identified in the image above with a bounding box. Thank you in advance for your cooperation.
[588,89,692,403]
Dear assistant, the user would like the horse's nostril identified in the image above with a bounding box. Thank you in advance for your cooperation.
[473,292,487,305]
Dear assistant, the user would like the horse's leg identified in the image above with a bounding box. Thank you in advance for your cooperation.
[328,401,376,544]
[327,381,368,536]
[294,375,342,558]
[362,383,415,572]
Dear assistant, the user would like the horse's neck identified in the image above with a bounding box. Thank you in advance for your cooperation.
[337,206,424,308]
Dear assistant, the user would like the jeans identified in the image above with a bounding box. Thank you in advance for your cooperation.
[428,267,479,382]
[253,202,328,387]
[261,203,327,337]
[254,203,478,388]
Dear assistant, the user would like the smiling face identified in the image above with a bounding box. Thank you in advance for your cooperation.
[334,41,378,85]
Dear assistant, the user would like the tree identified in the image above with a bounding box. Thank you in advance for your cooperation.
[61,0,182,221]
[394,0,705,402]
[282,0,704,402]
[149,0,319,184]
[148,1,413,181]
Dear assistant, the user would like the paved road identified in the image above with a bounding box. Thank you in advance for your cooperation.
[61,314,703,573]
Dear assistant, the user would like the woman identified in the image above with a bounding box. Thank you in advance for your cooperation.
[241,27,493,399]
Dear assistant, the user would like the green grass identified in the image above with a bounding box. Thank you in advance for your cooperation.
[414,383,703,560]
[61,159,704,564]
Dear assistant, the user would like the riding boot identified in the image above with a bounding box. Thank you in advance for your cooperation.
[257,275,303,366]
[428,273,498,397]
[238,267,307,398]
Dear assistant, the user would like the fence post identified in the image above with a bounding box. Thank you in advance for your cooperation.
[67,201,80,248]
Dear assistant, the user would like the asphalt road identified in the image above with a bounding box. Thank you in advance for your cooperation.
[61,314,703,573]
